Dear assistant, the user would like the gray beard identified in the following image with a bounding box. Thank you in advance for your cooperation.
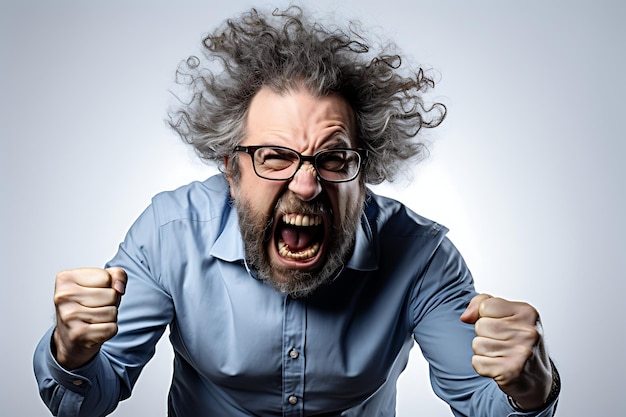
[233,188,364,298]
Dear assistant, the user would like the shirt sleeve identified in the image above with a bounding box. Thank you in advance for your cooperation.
[33,202,174,417]
[409,237,558,417]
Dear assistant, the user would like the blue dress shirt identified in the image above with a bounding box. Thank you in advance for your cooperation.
[34,174,558,416]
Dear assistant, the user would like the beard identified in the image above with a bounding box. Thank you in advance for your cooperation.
[232,185,365,298]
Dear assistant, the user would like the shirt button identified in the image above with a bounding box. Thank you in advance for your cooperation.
[72,379,84,386]
[288,348,299,359]
[288,395,298,405]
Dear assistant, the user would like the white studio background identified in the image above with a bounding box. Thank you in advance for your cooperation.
[1,1,624,416]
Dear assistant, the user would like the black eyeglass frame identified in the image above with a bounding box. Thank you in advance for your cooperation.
[234,145,369,183]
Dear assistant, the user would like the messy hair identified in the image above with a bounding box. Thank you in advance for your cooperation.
[169,5,446,184]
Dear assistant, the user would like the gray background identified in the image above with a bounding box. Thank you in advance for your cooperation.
[1,0,624,415]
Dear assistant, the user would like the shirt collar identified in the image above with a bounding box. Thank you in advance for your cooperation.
[209,199,247,263]
[344,209,379,271]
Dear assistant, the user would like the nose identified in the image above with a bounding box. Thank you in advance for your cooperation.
[288,162,322,201]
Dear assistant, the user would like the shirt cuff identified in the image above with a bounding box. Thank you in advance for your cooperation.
[45,327,99,395]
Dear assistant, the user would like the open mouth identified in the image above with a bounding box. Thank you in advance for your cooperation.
[275,213,325,262]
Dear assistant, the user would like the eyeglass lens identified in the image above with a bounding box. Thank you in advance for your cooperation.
[252,147,361,182]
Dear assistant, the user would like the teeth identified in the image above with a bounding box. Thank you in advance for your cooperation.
[278,240,320,260]
[282,213,321,227]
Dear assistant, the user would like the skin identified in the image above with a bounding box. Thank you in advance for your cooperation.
[51,86,553,411]
[53,267,126,370]
[461,294,553,410]
[225,86,364,286]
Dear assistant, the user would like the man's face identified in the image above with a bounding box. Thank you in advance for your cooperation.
[226,87,366,297]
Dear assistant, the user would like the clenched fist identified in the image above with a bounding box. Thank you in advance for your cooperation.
[52,267,127,370]
[460,294,554,410]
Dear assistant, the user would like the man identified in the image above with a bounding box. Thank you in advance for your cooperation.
[34,6,559,417]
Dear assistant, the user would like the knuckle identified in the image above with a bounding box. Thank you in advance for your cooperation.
[471,336,483,353]
[524,325,540,344]
[81,323,119,347]
[474,317,484,334]
[470,355,481,372]
[54,272,73,292]
[514,321,540,346]
[58,304,83,323]
[55,269,72,282]
[100,322,119,341]
[53,291,66,306]
[53,288,76,306]
[517,302,539,322]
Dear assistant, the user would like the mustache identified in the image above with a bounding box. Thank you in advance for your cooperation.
[274,191,332,217]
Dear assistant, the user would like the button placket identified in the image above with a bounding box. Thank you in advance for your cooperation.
[282,296,306,416]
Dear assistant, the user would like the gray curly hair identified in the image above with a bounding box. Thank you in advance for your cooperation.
[169,6,446,184]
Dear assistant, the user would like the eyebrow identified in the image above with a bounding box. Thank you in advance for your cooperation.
[324,131,352,148]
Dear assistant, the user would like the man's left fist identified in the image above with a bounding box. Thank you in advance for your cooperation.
[460,294,554,410]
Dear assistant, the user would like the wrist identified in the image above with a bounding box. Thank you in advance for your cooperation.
[52,327,99,370]
[508,359,561,412]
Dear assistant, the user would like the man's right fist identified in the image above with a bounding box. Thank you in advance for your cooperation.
[52,267,127,370]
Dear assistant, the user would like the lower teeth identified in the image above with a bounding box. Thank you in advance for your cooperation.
[278,240,320,260]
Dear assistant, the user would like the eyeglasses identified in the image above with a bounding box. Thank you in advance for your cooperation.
[234,145,368,183]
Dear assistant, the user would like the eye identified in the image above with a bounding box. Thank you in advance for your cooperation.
[256,147,298,171]
[318,151,352,172]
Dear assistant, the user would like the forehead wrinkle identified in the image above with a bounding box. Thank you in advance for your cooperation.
[244,87,356,152]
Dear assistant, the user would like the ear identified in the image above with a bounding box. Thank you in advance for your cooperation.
[223,156,235,198]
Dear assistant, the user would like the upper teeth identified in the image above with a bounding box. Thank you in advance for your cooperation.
[282,213,322,227]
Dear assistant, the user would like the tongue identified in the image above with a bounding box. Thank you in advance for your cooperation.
[281,226,316,251]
